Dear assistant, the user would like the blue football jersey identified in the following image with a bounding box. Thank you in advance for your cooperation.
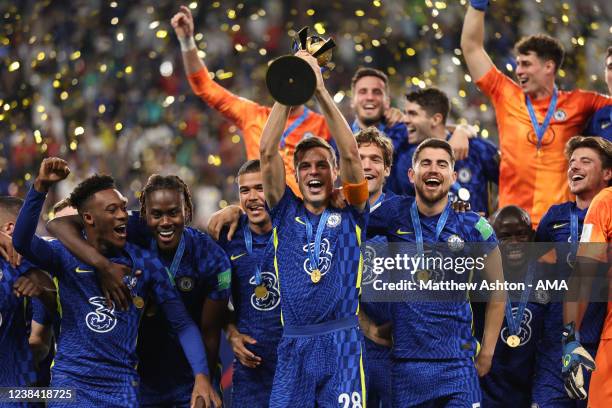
[270,187,368,327]
[584,105,612,141]
[0,260,37,388]
[405,136,499,215]
[536,201,606,344]
[218,215,282,354]
[131,213,231,393]
[352,120,413,196]
[369,196,498,359]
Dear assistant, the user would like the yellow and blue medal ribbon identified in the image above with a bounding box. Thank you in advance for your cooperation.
[504,262,535,347]
[525,86,558,150]
[410,200,450,255]
[305,209,331,283]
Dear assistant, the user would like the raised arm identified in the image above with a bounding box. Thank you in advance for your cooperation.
[477,246,506,377]
[259,103,290,208]
[13,158,70,270]
[460,2,495,82]
[46,215,132,309]
[171,5,257,128]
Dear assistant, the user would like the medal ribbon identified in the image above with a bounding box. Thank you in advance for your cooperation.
[504,262,535,336]
[305,209,331,274]
[410,200,451,255]
[569,205,579,245]
[244,224,273,286]
[280,108,310,149]
[525,86,558,150]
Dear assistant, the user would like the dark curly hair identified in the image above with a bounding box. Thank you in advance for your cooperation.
[68,174,116,213]
[139,174,193,224]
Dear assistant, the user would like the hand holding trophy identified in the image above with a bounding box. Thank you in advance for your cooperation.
[265,27,336,106]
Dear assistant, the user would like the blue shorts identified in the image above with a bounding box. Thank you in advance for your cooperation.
[392,358,481,408]
[269,316,365,408]
[231,355,277,408]
[363,338,392,408]
[49,373,138,408]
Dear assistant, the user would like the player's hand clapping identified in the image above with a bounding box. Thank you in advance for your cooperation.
[34,157,70,193]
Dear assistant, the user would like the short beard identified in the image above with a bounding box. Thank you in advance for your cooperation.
[359,110,384,127]
[415,184,448,206]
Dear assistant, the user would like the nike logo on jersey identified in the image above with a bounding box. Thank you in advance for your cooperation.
[601,121,611,130]
[75,266,94,273]
[396,228,413,235]
[553,222,568,229]
[230,253,246,261]
[294,217,306,225]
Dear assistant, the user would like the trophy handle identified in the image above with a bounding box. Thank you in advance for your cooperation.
[298,27,309,50]
[312,38,336,58]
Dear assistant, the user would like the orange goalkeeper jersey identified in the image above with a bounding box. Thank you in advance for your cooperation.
[476,67,611,227]
[187,67,331,195]
[578,187,612,339]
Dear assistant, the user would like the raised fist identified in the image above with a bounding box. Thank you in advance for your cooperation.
[171,5,194,39]
[35,157,70,192]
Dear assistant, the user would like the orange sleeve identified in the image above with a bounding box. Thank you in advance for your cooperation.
[475,66,518,106]
[187,67,261,129]
[578,188,612,262]
[576,90,612,116]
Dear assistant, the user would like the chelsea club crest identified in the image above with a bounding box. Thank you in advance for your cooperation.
[447,234,465,251]
[554,110,567,121]
[177,277,194,292]
[326,213,342,228]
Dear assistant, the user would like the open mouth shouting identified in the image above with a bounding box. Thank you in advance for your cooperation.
[423,176,443,190]
[157,228,176,244]
[113,224,127,239]
[306,179,324,194]
[246,203,265,217]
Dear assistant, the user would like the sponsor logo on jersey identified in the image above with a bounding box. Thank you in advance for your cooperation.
[249,272,280,311]
[362,244,378,285]
[302,238,333,277]
[85,296,117,333]
[500,307,533,347]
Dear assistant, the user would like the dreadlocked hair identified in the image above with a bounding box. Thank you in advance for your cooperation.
[139,174,193,224]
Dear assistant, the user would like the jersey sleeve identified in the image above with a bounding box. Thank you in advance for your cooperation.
[12,187,63,274]
[475,66,517,106]
[127,211,153,248]
[31,297,55,325]
[469,213,498,254]
[366,195,407,238]
[476,138,500,184]
[578,189,611,262]
[187,66,263,130]
[197,232,231,301]
[576,90,612,115]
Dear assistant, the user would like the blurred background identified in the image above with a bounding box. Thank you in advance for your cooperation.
[1,0,610,228]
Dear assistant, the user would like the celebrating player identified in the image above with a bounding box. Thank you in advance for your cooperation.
[461,1,612,227]
[215,159,282,407]
[533,136,611,405]
[368,138,506,407]
[475,206,546,406]
[171,5,332,195]
[0,196,55,391]
[403,87,499,215]
[13,158,219,407]
[259,50,368,406]
[584,47,612,141]
[349,67,474,195]
[47,174,230,407]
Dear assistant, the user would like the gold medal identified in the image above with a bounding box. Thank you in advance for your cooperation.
[311,269,321,283]
[507,334,521,348]
[133,296,145,309]
[416,270,430,282]
[254,285,268,299]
